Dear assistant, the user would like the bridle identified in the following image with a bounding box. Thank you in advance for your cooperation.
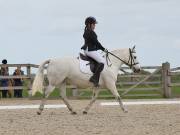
[106,48,139,69]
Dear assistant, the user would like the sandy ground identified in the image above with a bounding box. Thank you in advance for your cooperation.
[0,99,180,135]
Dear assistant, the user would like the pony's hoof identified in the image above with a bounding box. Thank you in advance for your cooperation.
[123,109,128,113]
[83,111,88,114]
[37,111,41,115]
[71,111,77,115]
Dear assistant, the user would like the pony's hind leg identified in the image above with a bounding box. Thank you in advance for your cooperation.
[59,82,77,115]
[37,85,55,115]
[83,88,99,114]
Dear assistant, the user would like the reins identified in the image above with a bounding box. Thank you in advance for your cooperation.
[106,49,139,68]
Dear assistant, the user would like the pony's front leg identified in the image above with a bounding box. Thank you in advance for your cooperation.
[83,88,99,114]
[116,95,128,113]
[37,98,46,115]
[59,83,77,115]
[37,85,55,115]
[106,82,128,113]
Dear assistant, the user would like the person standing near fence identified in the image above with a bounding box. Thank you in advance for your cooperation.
[0,59,9,98]
[13,66,24,98]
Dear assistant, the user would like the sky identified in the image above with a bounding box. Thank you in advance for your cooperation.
[0,0,180,68]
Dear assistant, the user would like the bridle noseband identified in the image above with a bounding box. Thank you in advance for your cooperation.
[106,49,139,68]
[127,48,139,68]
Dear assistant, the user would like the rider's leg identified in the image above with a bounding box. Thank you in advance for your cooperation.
[89,63,104,87]
[84,50,106,64]
[84,50,105,87]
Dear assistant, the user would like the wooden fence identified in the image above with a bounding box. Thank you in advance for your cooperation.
[0,62,179,98]
[115,62,180,98]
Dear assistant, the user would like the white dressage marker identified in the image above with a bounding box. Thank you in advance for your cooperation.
[0,104,67,110]
[101,100,180,106]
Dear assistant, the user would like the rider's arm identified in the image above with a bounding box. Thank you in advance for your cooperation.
[90,31,105,51]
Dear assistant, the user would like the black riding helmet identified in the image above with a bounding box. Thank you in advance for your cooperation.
[2,59,7,64]
[85,16,98,26]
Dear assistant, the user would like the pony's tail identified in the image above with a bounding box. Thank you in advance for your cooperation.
[32,60,50,96]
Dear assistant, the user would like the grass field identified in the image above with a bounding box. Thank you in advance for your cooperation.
[21,85,180,99]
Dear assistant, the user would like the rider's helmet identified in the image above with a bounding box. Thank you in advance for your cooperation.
[2,59,7,64]
[85,16,98,26]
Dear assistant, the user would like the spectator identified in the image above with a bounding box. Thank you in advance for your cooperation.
[13,66,24,98]
[7,79,13,98]
[0,59,9,98]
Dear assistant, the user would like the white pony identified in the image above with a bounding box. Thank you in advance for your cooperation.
[32,46,140,115]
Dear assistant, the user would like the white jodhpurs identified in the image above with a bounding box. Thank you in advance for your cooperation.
[84,49,106,64]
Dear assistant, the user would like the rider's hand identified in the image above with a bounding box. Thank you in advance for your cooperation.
[104,48,109,53]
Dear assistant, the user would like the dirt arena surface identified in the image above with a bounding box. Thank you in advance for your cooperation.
[0,99,180,135]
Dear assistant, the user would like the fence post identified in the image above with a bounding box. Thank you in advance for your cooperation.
[27,64,31,78]
[26,65,32,96]
[162,62,171,98]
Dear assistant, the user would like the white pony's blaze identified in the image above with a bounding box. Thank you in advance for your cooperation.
[130,46,141,73]
[32,47,141,115]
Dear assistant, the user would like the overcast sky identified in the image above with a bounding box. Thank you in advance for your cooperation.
[0,0,180,68]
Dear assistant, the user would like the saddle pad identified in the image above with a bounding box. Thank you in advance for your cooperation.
[79,54,93,75]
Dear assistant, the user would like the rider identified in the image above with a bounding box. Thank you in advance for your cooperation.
[81,16,107,87]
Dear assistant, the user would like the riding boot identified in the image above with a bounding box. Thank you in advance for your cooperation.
[89,63,104,87]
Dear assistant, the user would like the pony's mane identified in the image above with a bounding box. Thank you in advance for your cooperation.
[110,48,129,54]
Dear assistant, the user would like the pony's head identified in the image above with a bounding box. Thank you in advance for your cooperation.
[128,46,141,73]
[106,46,141,73]
[108,46,141,73]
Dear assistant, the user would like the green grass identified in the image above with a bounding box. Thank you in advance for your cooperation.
[172,86,180,97]
[21,86,180,99]
[19,78,180,99]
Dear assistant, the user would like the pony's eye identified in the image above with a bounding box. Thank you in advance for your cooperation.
[134,56,136,59]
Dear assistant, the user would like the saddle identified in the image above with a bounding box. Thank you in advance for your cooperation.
[79,53,98,73]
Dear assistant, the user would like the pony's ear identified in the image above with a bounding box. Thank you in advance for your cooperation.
[132,45,136,51]
[133,45,136,49]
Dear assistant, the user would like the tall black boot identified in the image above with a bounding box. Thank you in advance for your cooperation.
[89,63,104,87]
